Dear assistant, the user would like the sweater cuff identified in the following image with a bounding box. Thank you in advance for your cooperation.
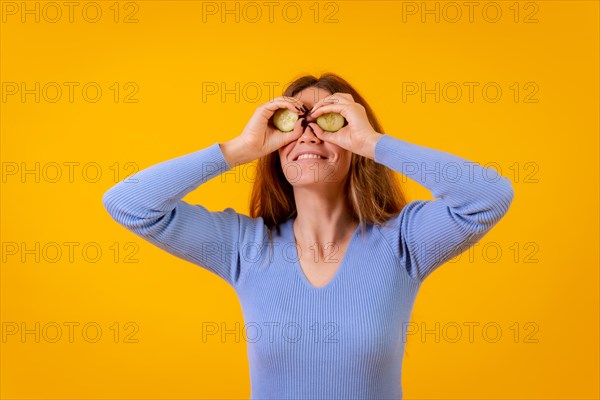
[374,134,409,166]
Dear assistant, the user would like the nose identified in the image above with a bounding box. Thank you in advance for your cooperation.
[299,124,322,143]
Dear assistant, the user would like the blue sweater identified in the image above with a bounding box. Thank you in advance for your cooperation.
[102,134,514,399]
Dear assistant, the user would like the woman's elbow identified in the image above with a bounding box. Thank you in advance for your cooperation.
[102,188,171,239]
[494,176,515,216]
[477,177,515,230]
[462,177,515,233]
[102,188,118,217]
[102,187,138,227]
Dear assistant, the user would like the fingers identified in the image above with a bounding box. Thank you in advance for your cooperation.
[293,117,306,136]
[310,95,338,114]
[280,117,305,144]
[310,103,347,119]
[263,96,303,116]
[310,92,353,116]
[307,121,327,140]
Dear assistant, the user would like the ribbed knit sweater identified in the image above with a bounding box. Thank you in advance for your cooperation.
[102,134,514,399]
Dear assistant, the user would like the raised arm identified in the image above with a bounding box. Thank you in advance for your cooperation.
[101,141,265,288]
[374,134,515,283]
[102,96,315,288]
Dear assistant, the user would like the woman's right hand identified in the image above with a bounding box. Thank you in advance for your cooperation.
[238,96,306,159]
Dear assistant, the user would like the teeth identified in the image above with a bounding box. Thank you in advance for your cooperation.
[297,154,324,160]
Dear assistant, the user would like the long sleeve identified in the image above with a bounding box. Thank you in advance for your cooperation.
[101,143,266,289]
[374,134,515,283]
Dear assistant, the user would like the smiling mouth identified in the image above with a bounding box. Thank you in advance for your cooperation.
[294,154,327,161]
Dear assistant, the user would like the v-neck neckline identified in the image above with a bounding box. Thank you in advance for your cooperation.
[287,218,361,290]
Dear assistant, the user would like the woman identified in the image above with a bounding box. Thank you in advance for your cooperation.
[102,73,515,399]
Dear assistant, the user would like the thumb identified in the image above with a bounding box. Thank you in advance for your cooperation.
[280,117,305,145]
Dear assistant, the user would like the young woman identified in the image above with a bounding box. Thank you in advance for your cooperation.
[102,73,514,399]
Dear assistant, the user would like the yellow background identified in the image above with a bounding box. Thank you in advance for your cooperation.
[1,1,598,399]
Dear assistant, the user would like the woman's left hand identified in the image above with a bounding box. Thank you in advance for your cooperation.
[307,92,382,156]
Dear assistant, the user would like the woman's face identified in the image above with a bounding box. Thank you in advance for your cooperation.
[277,87,352,188]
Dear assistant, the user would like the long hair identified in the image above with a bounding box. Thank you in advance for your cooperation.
[249,72,408,242]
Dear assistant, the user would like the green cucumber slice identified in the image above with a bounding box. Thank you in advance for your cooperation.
[272,108,299,132]
[316,113,345,132]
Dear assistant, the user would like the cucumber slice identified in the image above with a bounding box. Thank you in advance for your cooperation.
[272,108,299,132]
[316,113,345,132]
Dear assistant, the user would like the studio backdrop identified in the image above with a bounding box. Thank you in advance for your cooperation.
[1,1,599,399]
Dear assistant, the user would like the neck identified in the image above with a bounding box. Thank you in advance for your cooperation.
[292,186,358,246]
